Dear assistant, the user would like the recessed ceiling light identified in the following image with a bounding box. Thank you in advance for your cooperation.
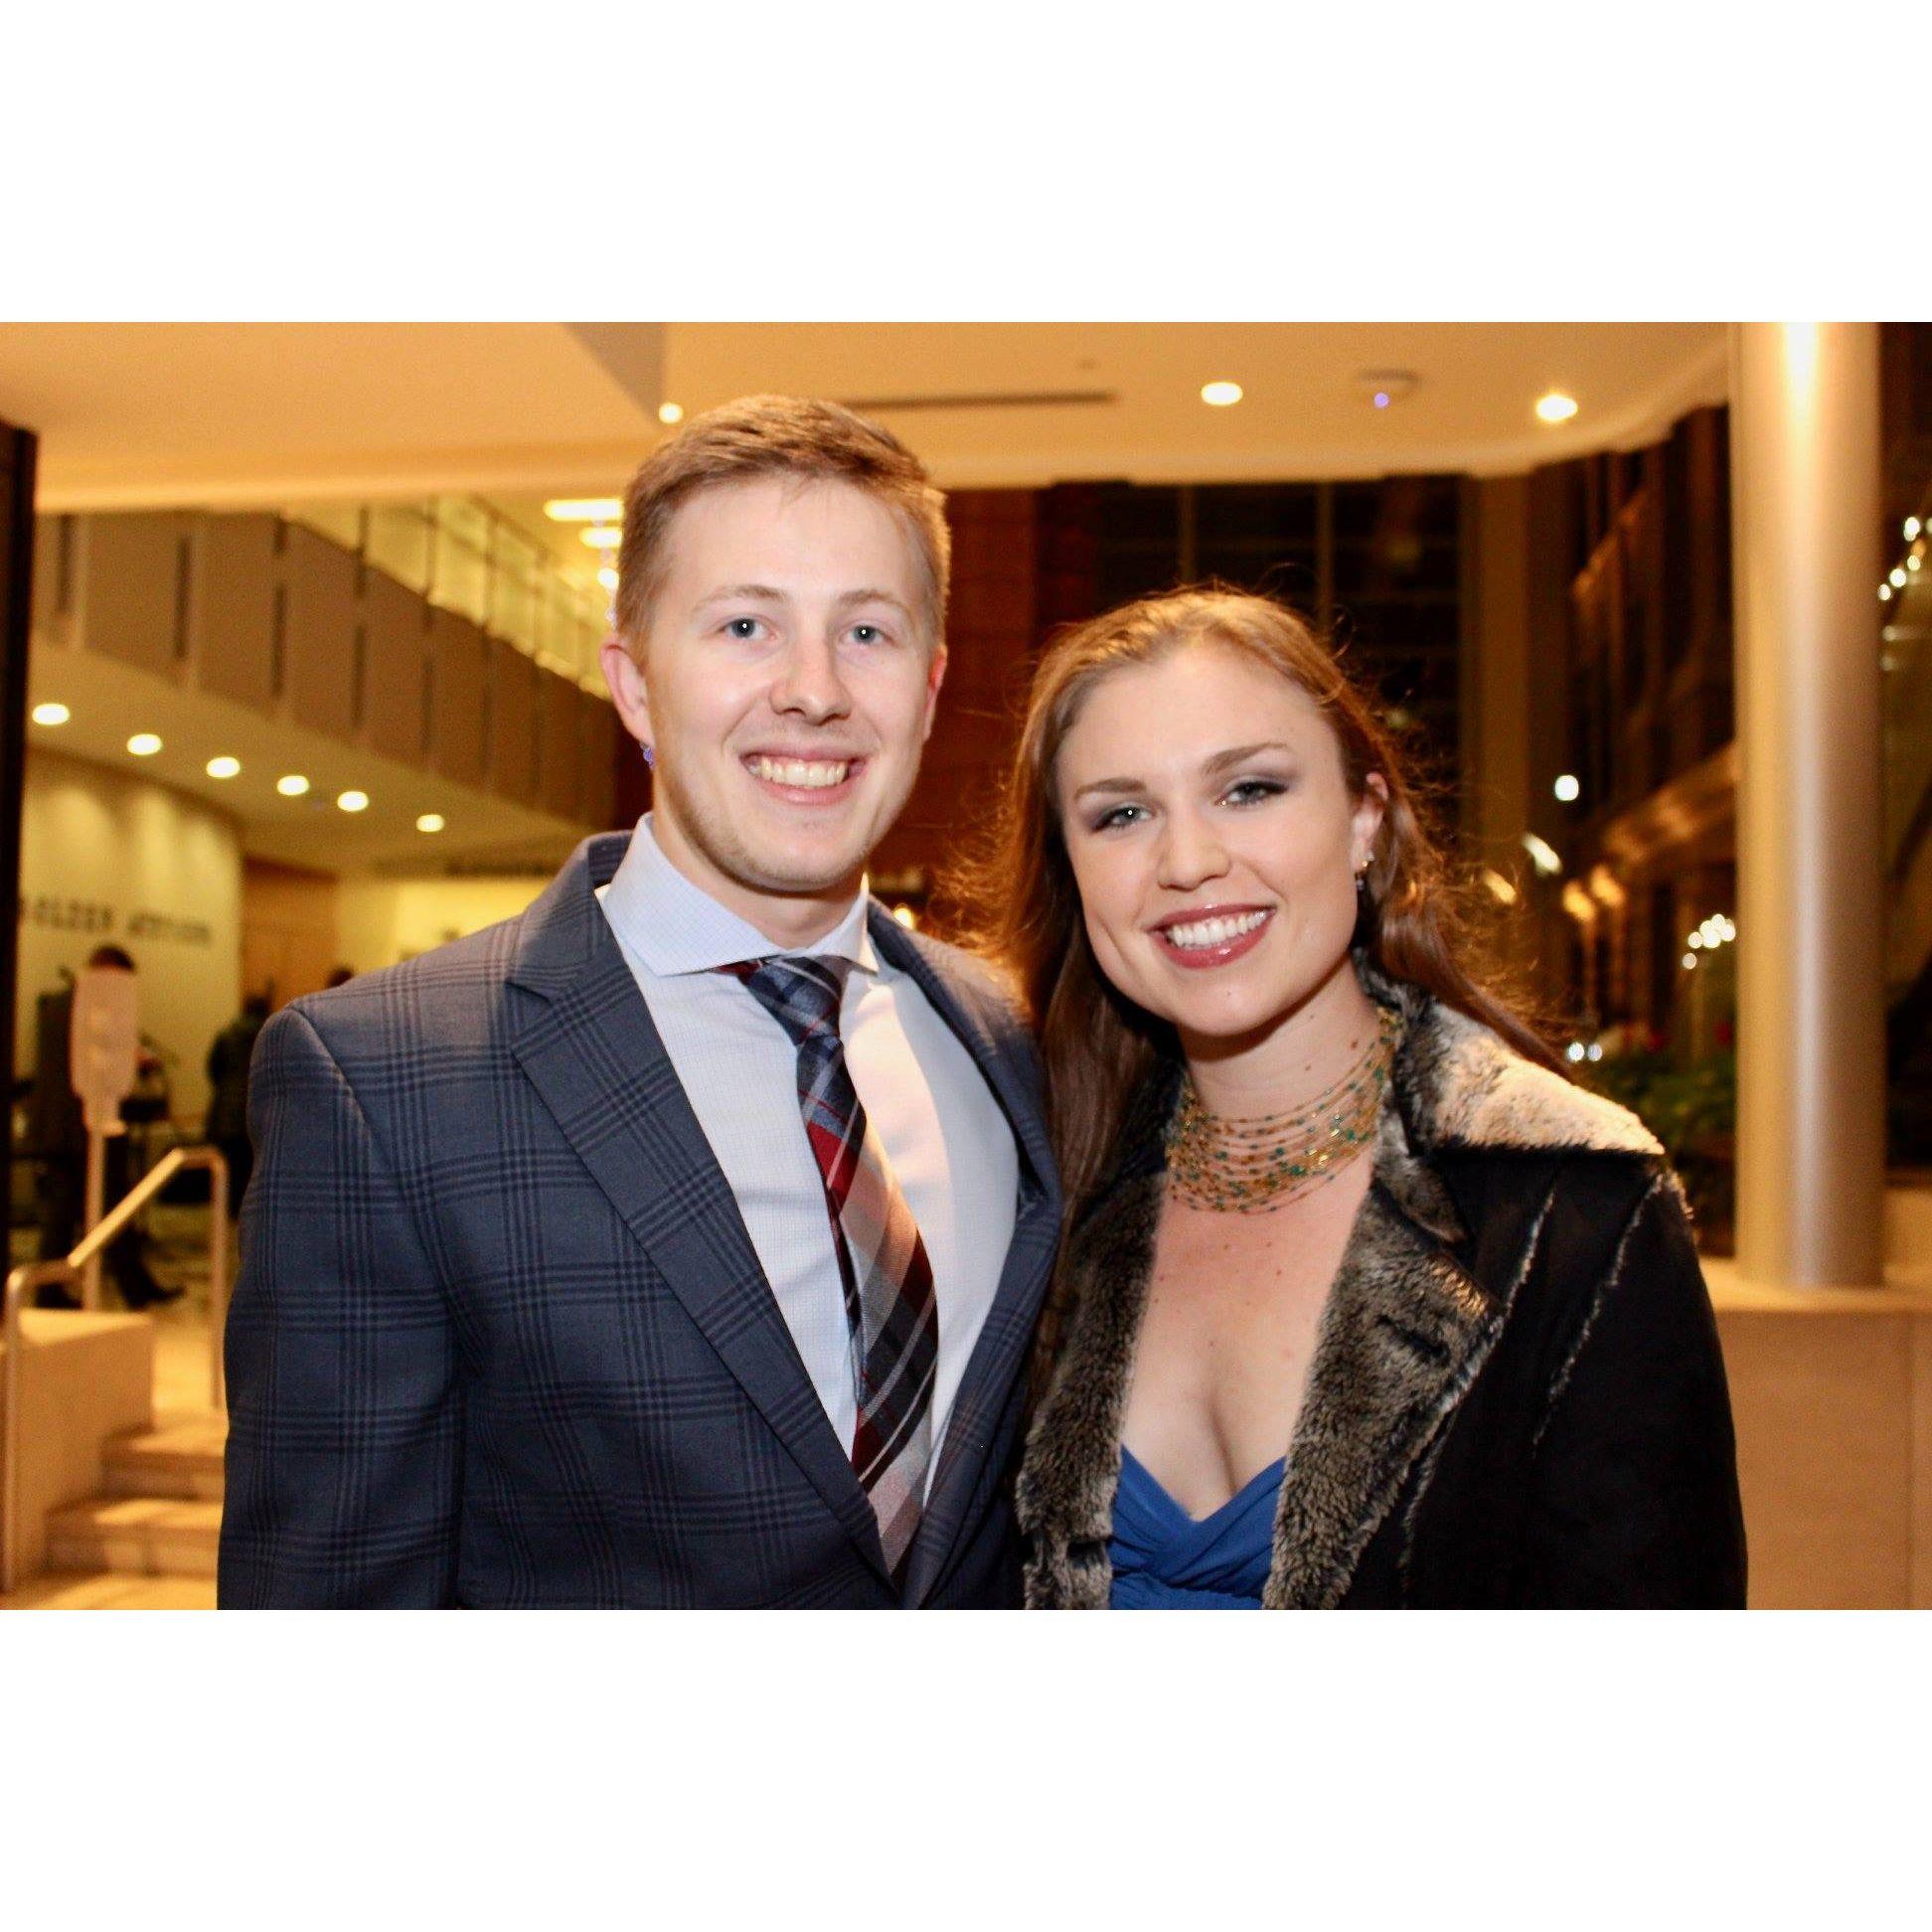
[337,789,370,813]
[658,402,685,425]
[127,732,162,756]
[1891,566,1909,588]
[31,702,70,726]
[580,526,622,551]
[1536,391,1580,424]
[415,813,446,834]
[276,773,310,797]
[206,755,242,779]
[598,565,619,593]
[1906,518,1922,542]
[1355,370,1418,409]
[1553,773,1580,803]
[1201,381,1243,407]
[544,498,623,523]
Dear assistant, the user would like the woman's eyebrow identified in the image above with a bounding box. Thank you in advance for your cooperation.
[1202,740,1294,776]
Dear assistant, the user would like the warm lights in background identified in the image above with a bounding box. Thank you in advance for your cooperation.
[544,498,622,523]
[1535,391,1579,423]
[126,732,162,756]
[658,402,685,425]
[1522,831,1563,877]
[31,702,70,726]
[580,526,622,551]
[276,773,310,797]
[206,755,241,779]
[1682,914,1737,971]
[1201,381,1243,407]
[416,813,445,834]
[1553,772,1580,802]
[1479,867,1520,906]
[336,790,370,814]
[598,565,619,593]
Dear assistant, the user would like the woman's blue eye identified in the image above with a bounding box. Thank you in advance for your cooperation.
[1224,778,1286,806]
[725,617,764,640]
[850,623,884,645]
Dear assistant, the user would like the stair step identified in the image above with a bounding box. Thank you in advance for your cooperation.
[101,1417,228,1501]
[44,1497,222,1578]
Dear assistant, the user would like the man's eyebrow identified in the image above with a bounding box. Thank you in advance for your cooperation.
[1070,742,1297,805]
[695,582,789,607]
[831,587,914,617]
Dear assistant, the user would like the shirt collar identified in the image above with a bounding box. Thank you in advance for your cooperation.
[601,813,879,978]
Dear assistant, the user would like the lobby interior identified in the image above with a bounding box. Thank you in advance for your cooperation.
[1,319,1927,1609]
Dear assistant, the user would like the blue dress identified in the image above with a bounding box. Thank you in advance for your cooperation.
[1108,1445,1286,1609]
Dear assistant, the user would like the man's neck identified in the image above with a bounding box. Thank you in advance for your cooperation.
[646,816,863,951]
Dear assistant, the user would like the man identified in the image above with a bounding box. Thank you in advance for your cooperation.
[220,396,1059,1607]
[204,992,270,1215]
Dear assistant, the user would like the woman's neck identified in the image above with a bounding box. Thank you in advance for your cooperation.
[1179,958,1382,1121]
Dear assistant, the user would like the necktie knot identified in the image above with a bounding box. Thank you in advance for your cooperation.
[726,955,849,1049]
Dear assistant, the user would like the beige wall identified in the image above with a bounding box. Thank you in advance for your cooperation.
[336,874,550,974]
[17,746,242,1124]
[241,857,339,1007]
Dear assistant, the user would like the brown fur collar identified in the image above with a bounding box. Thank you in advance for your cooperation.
[1015,976,1659,1609]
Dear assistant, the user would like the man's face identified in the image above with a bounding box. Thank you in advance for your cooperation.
[601,476,945,944]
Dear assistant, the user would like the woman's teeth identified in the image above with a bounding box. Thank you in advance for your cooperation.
[1163,909,1269,950]
[747,756,852,789]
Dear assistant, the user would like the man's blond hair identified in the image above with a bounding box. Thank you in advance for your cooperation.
[614,395,950,648]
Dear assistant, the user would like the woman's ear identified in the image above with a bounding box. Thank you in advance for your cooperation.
[1353,772,1389,873]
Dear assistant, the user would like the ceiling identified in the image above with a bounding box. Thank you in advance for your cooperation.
[0,322,1730,523]
[27,647,591,878]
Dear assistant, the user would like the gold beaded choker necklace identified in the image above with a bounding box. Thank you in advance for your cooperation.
[1165,1007,1400,1214]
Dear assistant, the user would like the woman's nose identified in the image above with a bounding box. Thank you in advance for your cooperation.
[1157,812,1230,891]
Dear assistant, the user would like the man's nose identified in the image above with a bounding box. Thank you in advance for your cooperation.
[768,634,853,724]
[1157,810,1231,892]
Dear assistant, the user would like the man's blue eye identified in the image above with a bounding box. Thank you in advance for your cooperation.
[725,617,761,639]
[852,624,882,644]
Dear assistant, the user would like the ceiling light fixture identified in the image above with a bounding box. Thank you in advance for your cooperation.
[1553,773,1580,803]
[658,402,685,425]
[337,790,370,813]
[1535,391,1580,424]
[276,773,310,797]
[1200,381,1243,407]
[545,498,623,523]
[1906,518,1922,542]
[580,526,622,551]
[597,565,619,593]
[416,813,446,834]
[1355,370,1418,409]
[206,755,241,779]
[31,702,70,726]
[127,732,162,756]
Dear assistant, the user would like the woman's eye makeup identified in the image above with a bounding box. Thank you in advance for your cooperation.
[1089,801,1149,832]
[1222,775,1289,806]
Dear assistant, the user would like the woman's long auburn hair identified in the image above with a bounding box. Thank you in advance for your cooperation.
[946,587,1560,1225]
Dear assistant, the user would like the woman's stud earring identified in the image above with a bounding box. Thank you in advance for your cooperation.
[641,743,655,768]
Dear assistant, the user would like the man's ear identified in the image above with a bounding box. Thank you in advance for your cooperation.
[920,643,949,741]
[600,633,655,750]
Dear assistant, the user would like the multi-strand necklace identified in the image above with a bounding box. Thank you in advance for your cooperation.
[1165,1007,1400,1215]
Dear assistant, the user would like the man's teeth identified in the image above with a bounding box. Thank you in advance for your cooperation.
[748,756,851,789]
[1164,910,1269,950]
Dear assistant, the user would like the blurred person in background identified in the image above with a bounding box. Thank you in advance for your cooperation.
[205,993,271,1217]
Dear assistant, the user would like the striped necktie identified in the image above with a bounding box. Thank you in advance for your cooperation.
[726,955,937,1576]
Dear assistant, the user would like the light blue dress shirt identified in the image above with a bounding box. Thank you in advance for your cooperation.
[597,816,1020,1488]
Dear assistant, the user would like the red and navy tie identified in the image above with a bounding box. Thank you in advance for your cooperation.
[727,955,938,1575]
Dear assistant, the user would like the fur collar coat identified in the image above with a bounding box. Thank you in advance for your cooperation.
[1015,970,1747,1609]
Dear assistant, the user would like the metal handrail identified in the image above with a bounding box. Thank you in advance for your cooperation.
[1,1145,229,1596]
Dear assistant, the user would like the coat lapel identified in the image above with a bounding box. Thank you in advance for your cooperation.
[872,912,1061,1607]
[505,837,890,1590]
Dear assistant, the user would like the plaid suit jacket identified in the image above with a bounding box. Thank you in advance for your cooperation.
[218,833,1060,1608]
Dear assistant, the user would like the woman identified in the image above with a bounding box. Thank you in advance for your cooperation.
[973,589,1744,1608]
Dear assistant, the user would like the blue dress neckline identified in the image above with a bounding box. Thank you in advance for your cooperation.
[1108,1445,1286,1609]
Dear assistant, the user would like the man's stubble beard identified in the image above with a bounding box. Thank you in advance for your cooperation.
[653,753,916,901]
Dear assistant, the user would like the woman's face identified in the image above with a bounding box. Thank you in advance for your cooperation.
[1053,643,1384,1047]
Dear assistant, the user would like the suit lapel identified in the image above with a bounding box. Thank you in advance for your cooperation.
[506,838,890,1590]
[872,913,1060,1607]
